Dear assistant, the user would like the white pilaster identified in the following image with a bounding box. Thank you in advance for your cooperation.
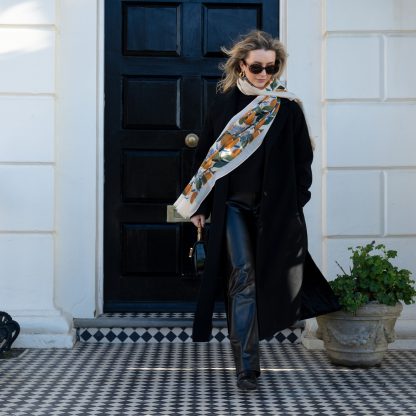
[0,0,74,348]
[54,0,99,319]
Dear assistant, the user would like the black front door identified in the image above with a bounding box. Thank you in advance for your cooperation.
[104,0,279,311]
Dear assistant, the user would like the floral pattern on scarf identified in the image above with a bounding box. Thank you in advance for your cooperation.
[184,96,280,205]
[174,78,302,218]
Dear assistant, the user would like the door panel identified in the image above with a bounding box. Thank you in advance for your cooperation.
[122,150,181,202]
[123,3,181,57]
[104,0,279,311]
[123,76,182,129]
[202,4,262,56]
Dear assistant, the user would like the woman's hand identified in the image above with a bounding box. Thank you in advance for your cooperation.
[190,214,206,228]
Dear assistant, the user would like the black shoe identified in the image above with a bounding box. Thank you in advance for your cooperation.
[237,371,257,391]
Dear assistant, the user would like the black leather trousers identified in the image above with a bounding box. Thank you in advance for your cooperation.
[225,192,261,377]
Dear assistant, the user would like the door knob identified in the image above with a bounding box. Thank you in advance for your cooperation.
[185,133,199,148]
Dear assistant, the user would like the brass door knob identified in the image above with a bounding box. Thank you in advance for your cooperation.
[185,133,199,148]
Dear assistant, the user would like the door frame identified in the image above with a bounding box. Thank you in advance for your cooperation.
[57,0,323,320]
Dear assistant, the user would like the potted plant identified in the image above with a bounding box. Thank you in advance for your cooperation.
[316,241,416,367]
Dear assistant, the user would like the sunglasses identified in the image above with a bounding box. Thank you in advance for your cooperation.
[243,60,279,75]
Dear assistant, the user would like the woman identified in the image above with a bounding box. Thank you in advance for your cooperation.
[174,30,340,391]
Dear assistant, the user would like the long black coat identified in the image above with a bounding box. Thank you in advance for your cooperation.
[192,87,340,341]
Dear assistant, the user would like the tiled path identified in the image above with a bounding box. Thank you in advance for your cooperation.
[1,343,416,415]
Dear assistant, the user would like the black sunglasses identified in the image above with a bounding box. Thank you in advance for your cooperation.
[243,60,279,75]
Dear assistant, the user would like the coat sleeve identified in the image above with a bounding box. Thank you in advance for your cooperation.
[190,106,215,218]
[292,101,313,208]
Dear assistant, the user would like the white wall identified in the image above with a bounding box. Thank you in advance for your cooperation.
[324,0,416,346]
[0,0,74,347]
[0,0,102,348]
[324,0,416,270]
[285,0,416,349]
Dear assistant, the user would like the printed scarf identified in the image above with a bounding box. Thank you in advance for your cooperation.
[174,78,301,218]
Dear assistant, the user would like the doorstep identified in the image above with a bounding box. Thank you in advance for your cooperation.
[74,312,305,344]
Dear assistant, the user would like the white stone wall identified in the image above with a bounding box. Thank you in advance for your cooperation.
[0,0,73,347]
[285,0,416,349]
[324,0,416,346]
[324,0,416,274]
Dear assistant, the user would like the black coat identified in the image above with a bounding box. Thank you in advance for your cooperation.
[192,87,340,341]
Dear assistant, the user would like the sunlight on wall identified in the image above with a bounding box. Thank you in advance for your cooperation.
[0,0,50,24]
[0,28,51,57]
[0,0,54,59]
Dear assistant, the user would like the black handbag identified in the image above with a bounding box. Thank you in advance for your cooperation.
[188,226,206,279]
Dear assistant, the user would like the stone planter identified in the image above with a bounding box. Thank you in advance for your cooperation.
[316,302,403,367]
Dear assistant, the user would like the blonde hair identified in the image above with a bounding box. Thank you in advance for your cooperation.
[217,30,287,93]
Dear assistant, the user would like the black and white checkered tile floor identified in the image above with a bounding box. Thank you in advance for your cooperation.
[75,313,303,344]
[1,343,416,415]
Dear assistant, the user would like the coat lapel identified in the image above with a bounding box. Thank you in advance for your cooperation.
[265,99,290,150]
[263,99,290,177]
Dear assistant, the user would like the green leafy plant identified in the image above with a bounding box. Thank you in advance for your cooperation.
[330,241,416,313]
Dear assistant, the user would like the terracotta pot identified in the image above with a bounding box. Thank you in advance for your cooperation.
[316,302,403,367]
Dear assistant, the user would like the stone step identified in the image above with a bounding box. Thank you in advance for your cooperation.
[74,313,304,344]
